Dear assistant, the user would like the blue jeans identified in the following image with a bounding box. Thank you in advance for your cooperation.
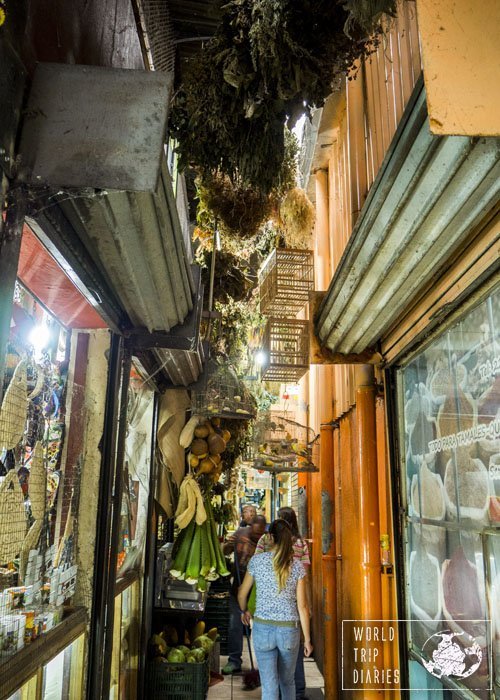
[253,621,300,700]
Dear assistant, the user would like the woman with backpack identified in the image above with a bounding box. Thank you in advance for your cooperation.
[237,518,313,700]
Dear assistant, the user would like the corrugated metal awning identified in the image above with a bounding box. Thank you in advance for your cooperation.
[316,83,500,357]
[57,158,194,333]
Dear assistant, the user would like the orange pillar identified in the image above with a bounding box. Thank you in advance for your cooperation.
[320,424,338,699]
[314,169,330,292]
[356,365,383,697]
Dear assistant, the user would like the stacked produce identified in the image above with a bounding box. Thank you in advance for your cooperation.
[169,416,234,592]
[150,622,217,664]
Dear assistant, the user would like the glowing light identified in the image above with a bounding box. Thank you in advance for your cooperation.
[255,350,267,366]
[29,324,50,358]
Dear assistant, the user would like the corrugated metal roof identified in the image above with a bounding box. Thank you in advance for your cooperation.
[55,156,194,333]
[316,84,500,356]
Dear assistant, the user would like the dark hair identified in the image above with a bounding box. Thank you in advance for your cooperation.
[269,518,294,591]
[251,515,267,527]
[277,507,300,539]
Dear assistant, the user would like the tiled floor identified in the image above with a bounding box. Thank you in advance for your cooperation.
[208,648,324,699]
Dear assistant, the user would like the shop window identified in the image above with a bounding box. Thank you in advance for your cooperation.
[110,580,142,700]
[41,634,85,699]
[398,286,500,698]
[116,366,154,578]
[0,284,88,690]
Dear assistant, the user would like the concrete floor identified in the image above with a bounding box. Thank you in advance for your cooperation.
[209,649,325,699]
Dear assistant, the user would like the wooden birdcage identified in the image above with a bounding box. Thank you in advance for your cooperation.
[247,412,319,473]
[259,249,314,317]
[261,318,309,383]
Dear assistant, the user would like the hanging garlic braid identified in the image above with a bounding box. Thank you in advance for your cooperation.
[270,518,294,592]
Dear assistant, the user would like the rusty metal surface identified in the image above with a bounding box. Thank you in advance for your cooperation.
[20,63,173,192]
[321,491,333,556]
[316,82,500,356]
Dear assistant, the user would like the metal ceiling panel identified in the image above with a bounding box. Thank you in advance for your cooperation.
[20,63,173,192]
[316,83,500,356]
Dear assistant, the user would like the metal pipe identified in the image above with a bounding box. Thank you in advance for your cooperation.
[87,332,123,700]
[355,365,383,698]
[320,423,338,698]
[102,348,132,696]
[208,225,217,314]
[173,36,213,44]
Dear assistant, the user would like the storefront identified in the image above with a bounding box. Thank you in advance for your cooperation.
[0,226,110,700]
[392,283,500,697]
[303,3,499,689]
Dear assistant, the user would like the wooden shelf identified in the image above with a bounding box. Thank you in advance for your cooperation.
[0,606,87,700]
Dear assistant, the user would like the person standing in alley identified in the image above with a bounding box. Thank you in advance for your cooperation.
[239,503,257,526]
[222,514,267,674]
[255,507,311,699]
[238,518,313,700]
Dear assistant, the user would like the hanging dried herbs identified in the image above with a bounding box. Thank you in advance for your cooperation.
[278,187,316,249]
[196,172,273,239]
[342,0,398,37]
[194,128,298,239]
[196,248,254,304]
[170,0,397,194]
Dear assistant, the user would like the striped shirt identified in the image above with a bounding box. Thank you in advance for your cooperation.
[255,532,311,566]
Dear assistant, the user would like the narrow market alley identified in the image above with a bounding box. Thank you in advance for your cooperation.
[0,1,499,699]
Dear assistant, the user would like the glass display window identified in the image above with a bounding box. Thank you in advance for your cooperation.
[110,580,142,700]
[42,633,85,699]
[398,286,499,698]
[116,366,154,578]
[1,287,80,658]
[6,674,38,700]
